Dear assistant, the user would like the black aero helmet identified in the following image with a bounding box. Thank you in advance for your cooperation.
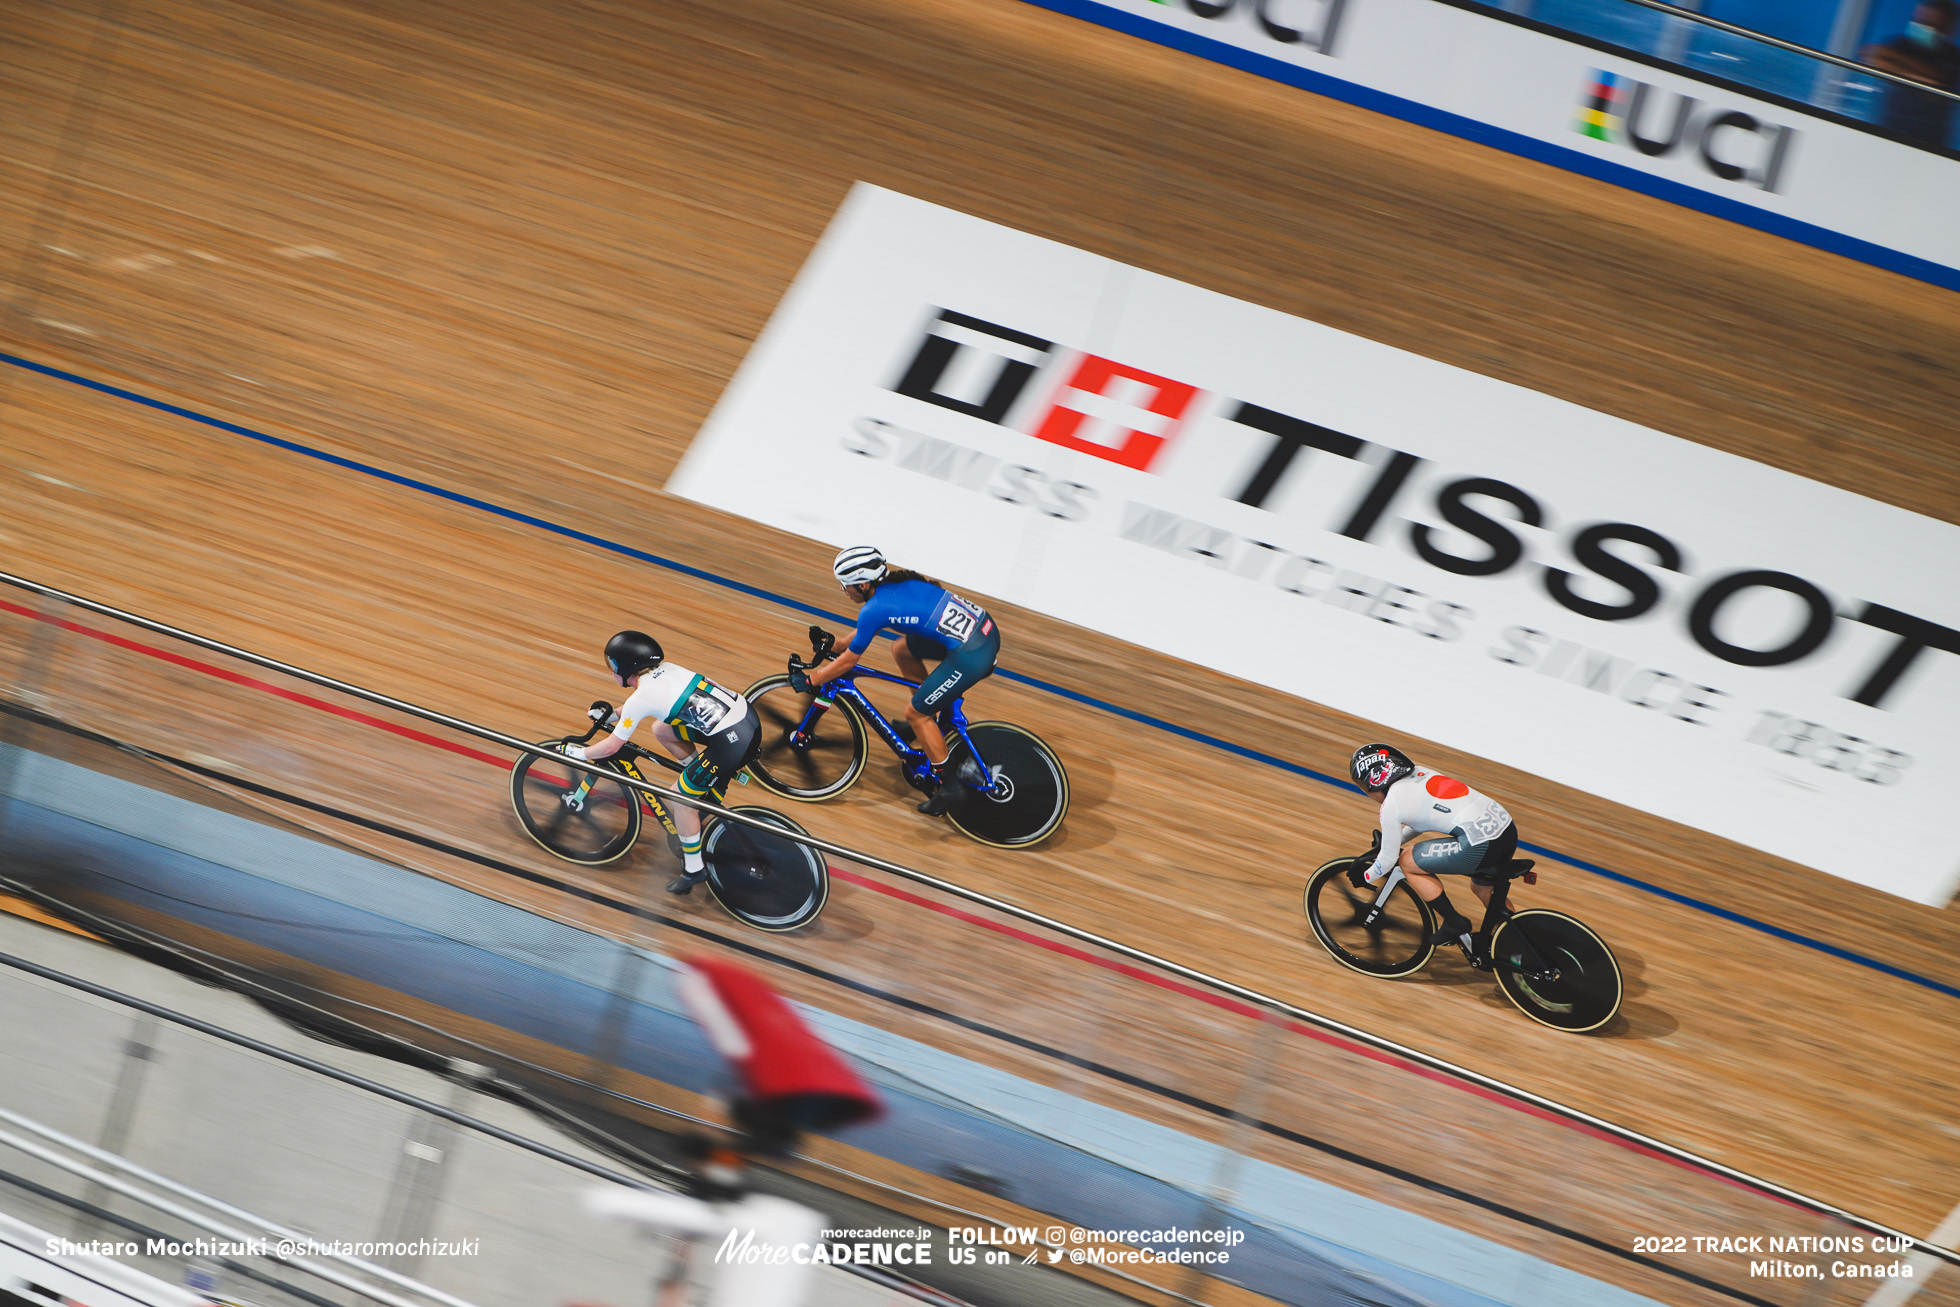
[1351,743,1415,794]
[605,630,663,682]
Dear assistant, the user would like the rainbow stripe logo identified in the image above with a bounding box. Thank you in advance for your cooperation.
[1575,69,1629,141]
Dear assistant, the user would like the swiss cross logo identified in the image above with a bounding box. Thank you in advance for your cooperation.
[890,309,1200,473]
[1026,355,1199,471]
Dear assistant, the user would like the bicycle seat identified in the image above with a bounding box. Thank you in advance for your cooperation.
[1501,858,1537,883]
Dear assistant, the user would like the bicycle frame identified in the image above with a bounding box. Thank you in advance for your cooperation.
[559,729,683,839]
[1366,867,1558,979]
[793,665,989,782]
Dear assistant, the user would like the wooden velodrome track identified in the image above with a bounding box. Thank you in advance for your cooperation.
[3,0,1959,1302]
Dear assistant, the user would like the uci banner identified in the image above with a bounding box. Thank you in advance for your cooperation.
[1021,0,1960,287]
[670,185,1960,905]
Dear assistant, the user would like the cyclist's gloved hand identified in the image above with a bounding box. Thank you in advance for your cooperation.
[587,699,618,727]
[787,658,815,695]
[1346,858,1379,889]
[559,743,589,762]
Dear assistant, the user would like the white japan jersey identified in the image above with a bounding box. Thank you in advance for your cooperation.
[1367,767,1513,878]
[614,662,749,742]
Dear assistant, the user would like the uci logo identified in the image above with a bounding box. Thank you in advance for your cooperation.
[1575,69,1796,192]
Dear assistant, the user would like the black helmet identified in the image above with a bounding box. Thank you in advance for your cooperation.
[1351,743,1415,794]
[604,630,663,683]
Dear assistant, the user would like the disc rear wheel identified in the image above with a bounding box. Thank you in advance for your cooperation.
[942,722,1068,849]
[1488,909,1623,1033]
[702,806,830,932]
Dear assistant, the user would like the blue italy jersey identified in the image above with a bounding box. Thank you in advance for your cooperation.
[847,579,990,654]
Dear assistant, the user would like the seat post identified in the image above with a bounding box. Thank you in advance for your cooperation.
[1480,874,1513,930]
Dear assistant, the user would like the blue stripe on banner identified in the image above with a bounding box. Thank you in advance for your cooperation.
[1013,0,1960,295]
[2,346,1955,1003]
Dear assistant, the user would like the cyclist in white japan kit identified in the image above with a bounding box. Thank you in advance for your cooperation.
[562,630,759,896]
[1349,743,1520,948]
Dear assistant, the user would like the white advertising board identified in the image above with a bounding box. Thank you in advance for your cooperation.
[1038,0,1960,281]
[671,185,1960,904]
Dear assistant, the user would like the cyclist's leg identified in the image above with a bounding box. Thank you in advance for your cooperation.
[1405,832,1487,941]
[649,722,704,845]
[1398,840,1445,899]
[679,715,756,808]
[665,718,757,893]
[900,633,956,766]
[894,633,938,685]
[911,630,1000,814]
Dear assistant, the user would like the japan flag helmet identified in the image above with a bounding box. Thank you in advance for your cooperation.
[1351,743,1415,795]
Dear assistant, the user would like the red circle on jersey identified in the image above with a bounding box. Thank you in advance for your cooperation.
[1426,775,1469,799]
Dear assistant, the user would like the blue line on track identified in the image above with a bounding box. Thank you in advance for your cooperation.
[4,347,1955,1004]
[1014,0,1960,296]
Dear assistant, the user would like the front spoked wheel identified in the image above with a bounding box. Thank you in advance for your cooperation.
[510,743,643,866]
[1304,857,1436,978]
[943,722,1068,849]
[701,806,830,932]
[742,675,868,802]
[1488,909,1623,1033]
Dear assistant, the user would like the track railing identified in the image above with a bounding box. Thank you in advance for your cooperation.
[0,567,1953,1282]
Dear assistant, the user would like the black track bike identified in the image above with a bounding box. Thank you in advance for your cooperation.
[509,714,828,932]
[1303,838,1623,1033]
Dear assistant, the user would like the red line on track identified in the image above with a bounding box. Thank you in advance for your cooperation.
[0,596,1808,1209]
[0,597,510,769]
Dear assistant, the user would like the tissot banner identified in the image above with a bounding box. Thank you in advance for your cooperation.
[671,185,1960,904]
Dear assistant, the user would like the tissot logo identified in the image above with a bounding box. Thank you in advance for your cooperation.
[674,185,1960,904]
[1575,69,1797,192]
[888,307,1956,708]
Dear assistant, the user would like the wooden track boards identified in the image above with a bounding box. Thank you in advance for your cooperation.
[4,0,1960,1288]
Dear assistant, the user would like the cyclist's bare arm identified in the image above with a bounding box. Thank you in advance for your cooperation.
[581,733,627,762]
[807,648,859,689]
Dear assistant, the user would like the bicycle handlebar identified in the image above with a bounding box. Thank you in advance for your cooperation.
[788,626,839,674]
[553,705,685,773]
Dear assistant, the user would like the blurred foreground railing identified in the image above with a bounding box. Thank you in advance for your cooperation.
[1,569,1954,1307]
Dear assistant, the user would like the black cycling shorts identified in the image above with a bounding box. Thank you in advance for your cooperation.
[678,711,761,804]
[909,622,1001,715]
[1409,822,1518,876]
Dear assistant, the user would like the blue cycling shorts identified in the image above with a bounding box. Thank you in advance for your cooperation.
[909,624,1000,715]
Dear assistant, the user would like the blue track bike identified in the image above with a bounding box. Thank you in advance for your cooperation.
[742,626,1068,849]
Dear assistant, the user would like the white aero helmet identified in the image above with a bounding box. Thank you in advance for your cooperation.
[832,545,888,587]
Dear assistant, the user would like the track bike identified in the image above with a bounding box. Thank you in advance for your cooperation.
[1303,837,1623,1033]
[508,713,828,932]
[741,626,1068,849]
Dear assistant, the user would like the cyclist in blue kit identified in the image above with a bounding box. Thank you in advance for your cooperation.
[795,545,1001,817]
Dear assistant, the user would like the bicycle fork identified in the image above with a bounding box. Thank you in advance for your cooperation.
[1362,869,1406,930]
[790,695,841,749]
